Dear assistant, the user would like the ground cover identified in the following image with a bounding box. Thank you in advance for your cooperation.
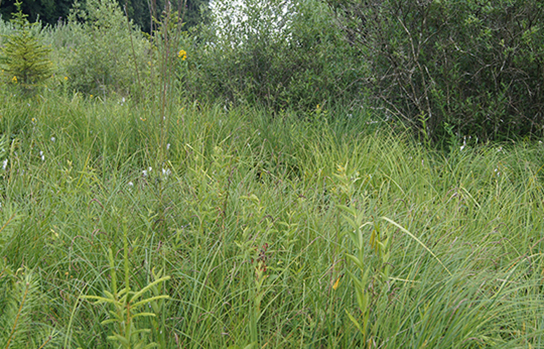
[0,89,543,348]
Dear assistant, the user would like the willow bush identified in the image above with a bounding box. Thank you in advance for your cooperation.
[184,0,366,113]
[330,0,544,143]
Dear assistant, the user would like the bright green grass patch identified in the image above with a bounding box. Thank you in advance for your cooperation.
[0,91,543,348]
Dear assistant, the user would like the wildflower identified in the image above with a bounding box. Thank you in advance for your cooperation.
[178,49,187,61]
[162,168,171,177]
[142,167,152,177]
[167,143,171,150]
[12,76,17,84]
[40,151,45,161]
[64,76,68,81]
[128,181,134,187]
[333,276,341,290]
[51,137,56,142]
[2,159,7,170]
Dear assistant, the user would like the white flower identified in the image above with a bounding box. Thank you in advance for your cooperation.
[142,167,152,177]
[162,168,171,177]
[51,137,56,142]
[2,159,7,170]
[167,143,171,150]
[40,151,45,161]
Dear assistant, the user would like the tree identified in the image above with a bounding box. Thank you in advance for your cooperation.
[1,0,73,24]
[0,0,210,32]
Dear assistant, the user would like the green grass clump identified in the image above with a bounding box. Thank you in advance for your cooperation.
[0,90,543,348]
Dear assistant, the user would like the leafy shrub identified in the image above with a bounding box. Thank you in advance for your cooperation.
[63,0,149,96]
[330,0,544,142]
[184,0,365,112]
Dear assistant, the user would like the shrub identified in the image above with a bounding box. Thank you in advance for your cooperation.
[184,0,365,112]
[63,0,149,97]
[330,0,544,142]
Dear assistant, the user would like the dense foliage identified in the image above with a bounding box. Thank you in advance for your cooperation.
[330,0,544,142]
[59,0,150,96]
[184,0,366,112]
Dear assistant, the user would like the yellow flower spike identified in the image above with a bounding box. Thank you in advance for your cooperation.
[12,76,17,83]
[178,49,187,61]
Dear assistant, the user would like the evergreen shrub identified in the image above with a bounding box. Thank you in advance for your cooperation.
[0,1,52,93]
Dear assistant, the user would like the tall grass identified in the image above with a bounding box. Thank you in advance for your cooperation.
[0,85,543,347]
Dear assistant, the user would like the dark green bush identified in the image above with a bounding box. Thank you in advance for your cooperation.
[330,0,544,142]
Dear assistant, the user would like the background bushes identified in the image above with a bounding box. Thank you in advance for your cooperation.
[3,0,544,142]
[60,0,150,97]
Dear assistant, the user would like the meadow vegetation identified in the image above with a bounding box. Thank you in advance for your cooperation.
[1,0,544,348]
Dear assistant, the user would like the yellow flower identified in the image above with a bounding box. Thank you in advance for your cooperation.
[178,49,187,61]
[332,276,341,290]
[12,76,17,84]
[64,76,68,81]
